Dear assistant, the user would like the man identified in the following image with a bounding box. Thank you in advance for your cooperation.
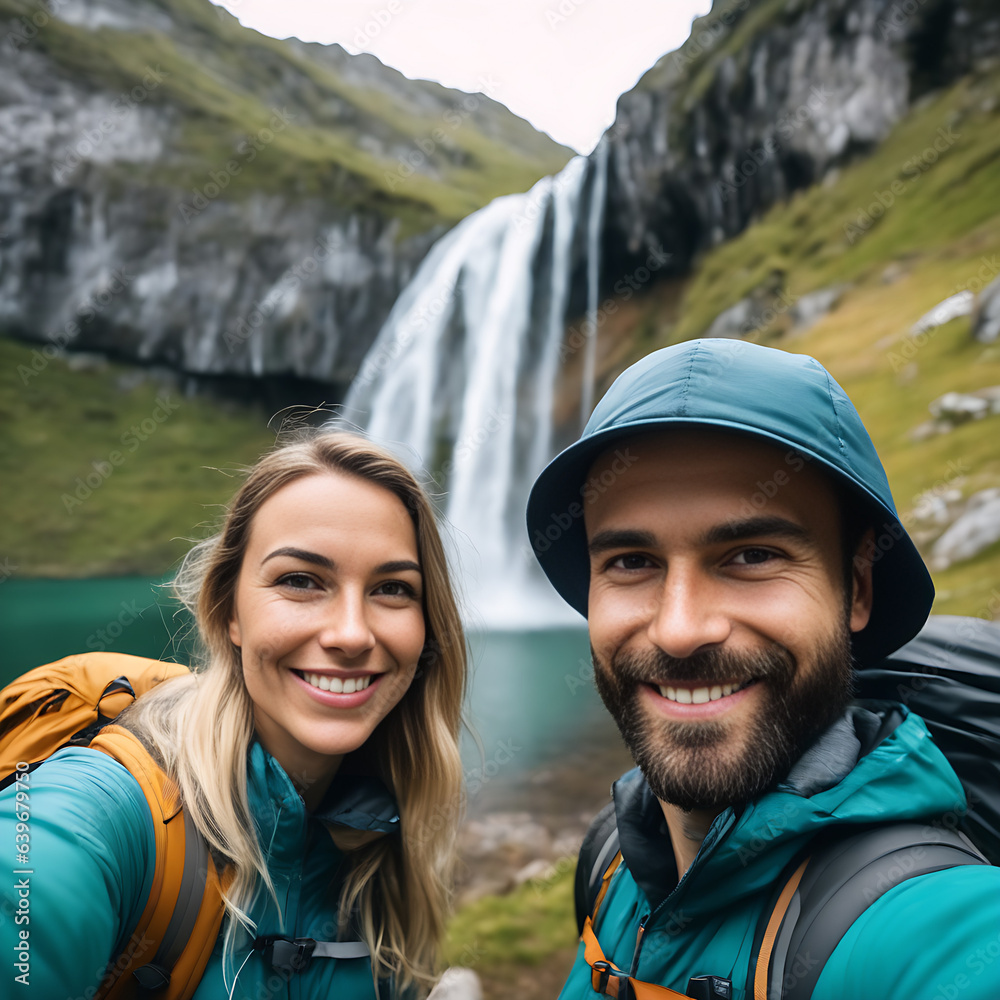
[526,339,1000,1000]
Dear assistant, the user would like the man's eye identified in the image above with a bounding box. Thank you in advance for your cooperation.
[610,554,654,571]
[731,548,777,566]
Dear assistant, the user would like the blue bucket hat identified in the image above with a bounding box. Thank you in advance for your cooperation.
[526,339,933,665]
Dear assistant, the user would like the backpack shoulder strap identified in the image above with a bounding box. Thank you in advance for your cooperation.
[88,725,232,1000]
[575,799,620,933]
[751,822,989,1000]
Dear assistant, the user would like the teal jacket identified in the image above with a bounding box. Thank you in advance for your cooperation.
[0,738,395,998]
[559,705,1000,1000]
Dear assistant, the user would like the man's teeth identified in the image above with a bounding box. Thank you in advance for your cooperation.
[302,672,372,694]
[657,682,747,704]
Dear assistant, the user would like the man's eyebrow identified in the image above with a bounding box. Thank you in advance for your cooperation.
[260,548,421,575]
[588,529,658,556]
[703,517,811,546]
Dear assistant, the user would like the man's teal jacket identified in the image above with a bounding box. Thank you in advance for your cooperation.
[0,738,389,998]
[558,705,1000,1000]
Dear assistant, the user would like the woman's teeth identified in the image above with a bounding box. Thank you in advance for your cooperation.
[302,672,372,694]
[657,681,750,704]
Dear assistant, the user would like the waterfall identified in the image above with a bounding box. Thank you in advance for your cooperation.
[580,141,608,426]
[343,151,607,629]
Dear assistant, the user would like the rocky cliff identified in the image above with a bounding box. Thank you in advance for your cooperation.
[602,0,1000,281]
[0,0,572,396]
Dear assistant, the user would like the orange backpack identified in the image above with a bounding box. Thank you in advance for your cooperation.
[0,652,232,999]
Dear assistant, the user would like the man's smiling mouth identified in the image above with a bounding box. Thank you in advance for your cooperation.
[654,679,757,705]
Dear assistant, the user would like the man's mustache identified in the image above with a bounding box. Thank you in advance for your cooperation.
[604,643,796,689]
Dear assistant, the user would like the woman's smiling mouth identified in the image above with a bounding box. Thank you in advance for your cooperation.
[295,670,374,694]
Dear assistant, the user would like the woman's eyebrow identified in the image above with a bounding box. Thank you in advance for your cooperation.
[262,546,335,570]
[261,549,421,576]
[374,560,422,575]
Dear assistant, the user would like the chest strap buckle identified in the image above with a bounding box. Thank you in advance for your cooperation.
[592,959,633,999]
[254,935,316,974]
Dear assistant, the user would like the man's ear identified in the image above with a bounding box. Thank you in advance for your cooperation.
[849,527,876,633]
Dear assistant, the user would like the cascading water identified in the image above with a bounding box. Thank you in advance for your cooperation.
[342,149,607,628]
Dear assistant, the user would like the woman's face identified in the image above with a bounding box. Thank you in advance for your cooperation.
[228,471,425,798]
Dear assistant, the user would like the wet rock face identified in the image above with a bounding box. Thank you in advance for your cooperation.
[0,41,438,390]
[603,0,1000,279]
[0,0,570,392]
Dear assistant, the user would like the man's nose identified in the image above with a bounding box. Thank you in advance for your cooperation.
[646,566,732,659]
[317,590,377,659]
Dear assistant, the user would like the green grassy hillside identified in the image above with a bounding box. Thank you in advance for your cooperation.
[0,338,276,576]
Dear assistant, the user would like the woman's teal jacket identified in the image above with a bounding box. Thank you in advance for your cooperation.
[559,706,1000,1000]
[0,738,394,998]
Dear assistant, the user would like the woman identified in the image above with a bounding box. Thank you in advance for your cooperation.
[0,430,467,998]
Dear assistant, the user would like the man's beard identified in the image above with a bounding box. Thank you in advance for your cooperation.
[592,623,855,812]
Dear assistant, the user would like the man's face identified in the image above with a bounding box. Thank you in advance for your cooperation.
[584,428,873,812]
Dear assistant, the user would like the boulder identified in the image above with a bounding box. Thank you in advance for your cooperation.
[789,285,846,335]
[911,291,975,335]
[929,391,991,423]
[931,489,1000,569]
[972,275,1000,344]
[428,968,484,1000]
[705,298,755,339]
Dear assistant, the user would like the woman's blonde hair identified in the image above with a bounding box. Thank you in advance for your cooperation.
[119,429,466,995]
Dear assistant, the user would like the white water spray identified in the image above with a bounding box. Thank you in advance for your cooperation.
[343,151,607,628]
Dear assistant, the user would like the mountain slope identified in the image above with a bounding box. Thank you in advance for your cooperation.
[0,0,573,389]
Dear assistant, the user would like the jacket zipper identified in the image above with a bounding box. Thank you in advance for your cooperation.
[629,912,650,976]
[637,810,736,967]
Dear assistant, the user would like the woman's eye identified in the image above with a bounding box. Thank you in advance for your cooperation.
[375,580,417,599]
[731,548,777,566]
[610,553,654,571]
[278,573,317,590]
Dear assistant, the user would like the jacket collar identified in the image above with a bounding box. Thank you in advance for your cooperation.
[246,740,399,872]
[612,703,965,914]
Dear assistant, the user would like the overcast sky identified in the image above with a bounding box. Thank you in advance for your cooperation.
[215,0,712,152]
